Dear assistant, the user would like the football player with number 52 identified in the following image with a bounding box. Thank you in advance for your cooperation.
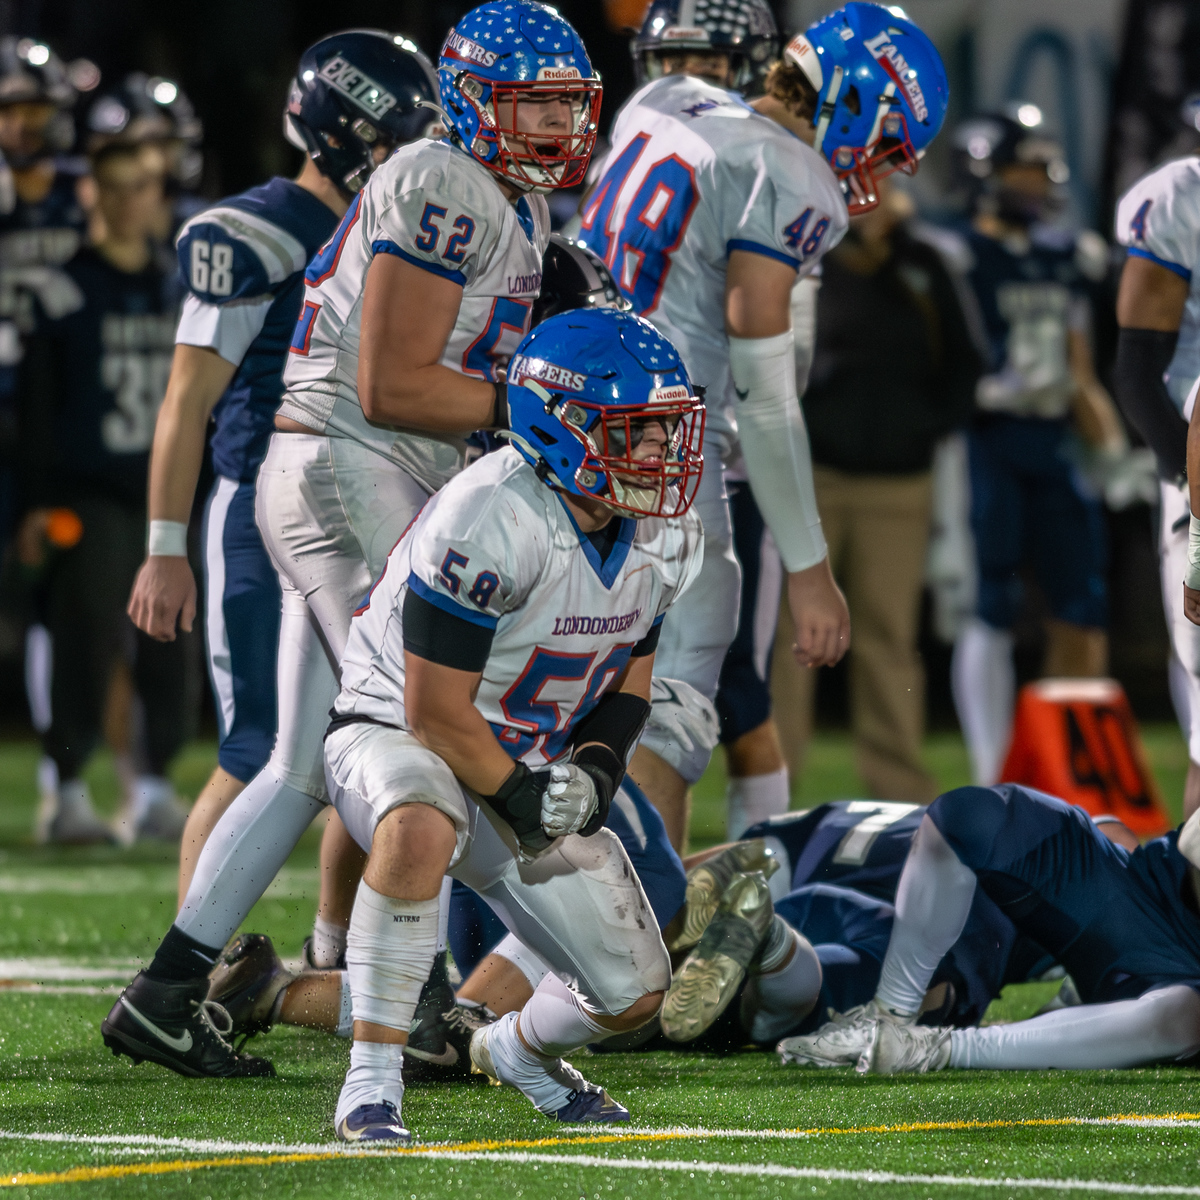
[578,2,948,847]
[105,2,601,1080]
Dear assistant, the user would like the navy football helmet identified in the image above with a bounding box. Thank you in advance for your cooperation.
[532,234,630,327]
[632,0,779,94]
[285,30,439,195]
[86,73,203,188]
[951,106,1068,224]
[784,3,948,213]
[438,2,602,193]
[0,37,76,164]
[506,308,704,519]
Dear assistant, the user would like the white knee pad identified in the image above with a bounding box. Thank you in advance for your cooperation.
[639,677,721,785]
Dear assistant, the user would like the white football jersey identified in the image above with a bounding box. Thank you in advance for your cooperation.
[578,75,847,454]
[1116,157,1200,413]
[334,447,704,769]
[280,139,550,492]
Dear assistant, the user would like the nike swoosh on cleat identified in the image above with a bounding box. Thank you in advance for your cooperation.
[119,997,193,1053]
[404,1044,459,1066]
[735,387,749,401]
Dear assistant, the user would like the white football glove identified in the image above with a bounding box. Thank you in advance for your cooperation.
[539,762,599,839]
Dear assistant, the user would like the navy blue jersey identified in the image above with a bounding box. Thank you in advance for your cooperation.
[0,167,88,420]
[20,245,176,508]
[745,800,927,900]
[775,881,1014,1036]
[175,178,338,482]
[929,785,1200,1004]
[959,224,1101,421]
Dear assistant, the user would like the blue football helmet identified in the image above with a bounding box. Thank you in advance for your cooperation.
[506,308,704,519]
[0,37,76,164]
[285,30,439,195]
[784,3,948,213]
[632,0,779,94]
[438,2,602,193]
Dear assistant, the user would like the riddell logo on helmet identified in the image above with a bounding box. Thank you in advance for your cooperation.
[650,384,691,404]
[662,26,710,41]
[510,354,587,392]
[443,31,498,68]
[536,66,582,81]
[317,56,397,118]
[862,31,928,123]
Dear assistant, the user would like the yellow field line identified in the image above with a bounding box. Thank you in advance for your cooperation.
[4,1154,337,1187]
[4,1113,1199,1188]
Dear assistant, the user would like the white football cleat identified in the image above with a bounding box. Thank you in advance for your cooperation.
[859,1019,951,1075]
[777,999,912,1068]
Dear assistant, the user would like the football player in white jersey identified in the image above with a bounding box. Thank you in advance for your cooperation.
[578,2,948,843]
[325,307,704,1142]
[101,1,602,1080]
[1114,158,1200,818]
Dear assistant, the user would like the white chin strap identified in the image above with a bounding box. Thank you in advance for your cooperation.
[812,63,843,158]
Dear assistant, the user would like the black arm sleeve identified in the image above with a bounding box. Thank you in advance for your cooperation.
[401,588,495,672]
[1112,328,1188,480]
[630,619,661,657]
[570,691,652,836]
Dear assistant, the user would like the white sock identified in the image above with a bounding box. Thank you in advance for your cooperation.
[336,971,353,1038]
[437,876,452,952]
[951,617,1015,786]
[485,1003,599,1115]
[950,986,1200,1070]
[334,1041,404,1128]
[745,925,822,1043]
[175,769,324,948]
[493,932,552,992]
[518,972,607,1057]
[874,816,977,1017]
[131,775,173,822]
[726,766,789,839]
[310,916,348,969]
[345,881,439,1030]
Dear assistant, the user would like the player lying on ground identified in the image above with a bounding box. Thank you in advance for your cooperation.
[777,784,1200,1073]
[213,793,1102,1059]
[100,1,601,1081]
[322,307,705,1142]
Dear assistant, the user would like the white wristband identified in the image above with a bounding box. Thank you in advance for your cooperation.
[147,519,188,558]
[1188,513,1200,592]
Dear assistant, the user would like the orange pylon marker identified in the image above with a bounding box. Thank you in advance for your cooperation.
[999,678,1173,838]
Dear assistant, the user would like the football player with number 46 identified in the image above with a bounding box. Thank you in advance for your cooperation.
[578,2,949,843]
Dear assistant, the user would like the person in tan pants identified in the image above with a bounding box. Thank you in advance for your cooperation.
[772,181,980,801]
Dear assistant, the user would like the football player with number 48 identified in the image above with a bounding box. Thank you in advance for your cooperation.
[578,2,948,842]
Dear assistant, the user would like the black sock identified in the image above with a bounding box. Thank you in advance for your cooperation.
[147,925,221,983]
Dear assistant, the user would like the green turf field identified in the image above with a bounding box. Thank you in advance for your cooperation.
[0,729,1197,1198]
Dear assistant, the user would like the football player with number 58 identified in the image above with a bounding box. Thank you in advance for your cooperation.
[104,1,602,1080]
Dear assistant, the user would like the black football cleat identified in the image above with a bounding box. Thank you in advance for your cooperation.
[207,934,296,1047]
[403,953,495,1082]
[101,971,276,1078]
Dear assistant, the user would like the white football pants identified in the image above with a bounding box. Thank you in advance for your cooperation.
[648,446,740,780]
[1159,480,1200,764]
[176,433,427,947]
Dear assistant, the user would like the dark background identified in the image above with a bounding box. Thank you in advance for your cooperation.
[0,0,1186,734]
